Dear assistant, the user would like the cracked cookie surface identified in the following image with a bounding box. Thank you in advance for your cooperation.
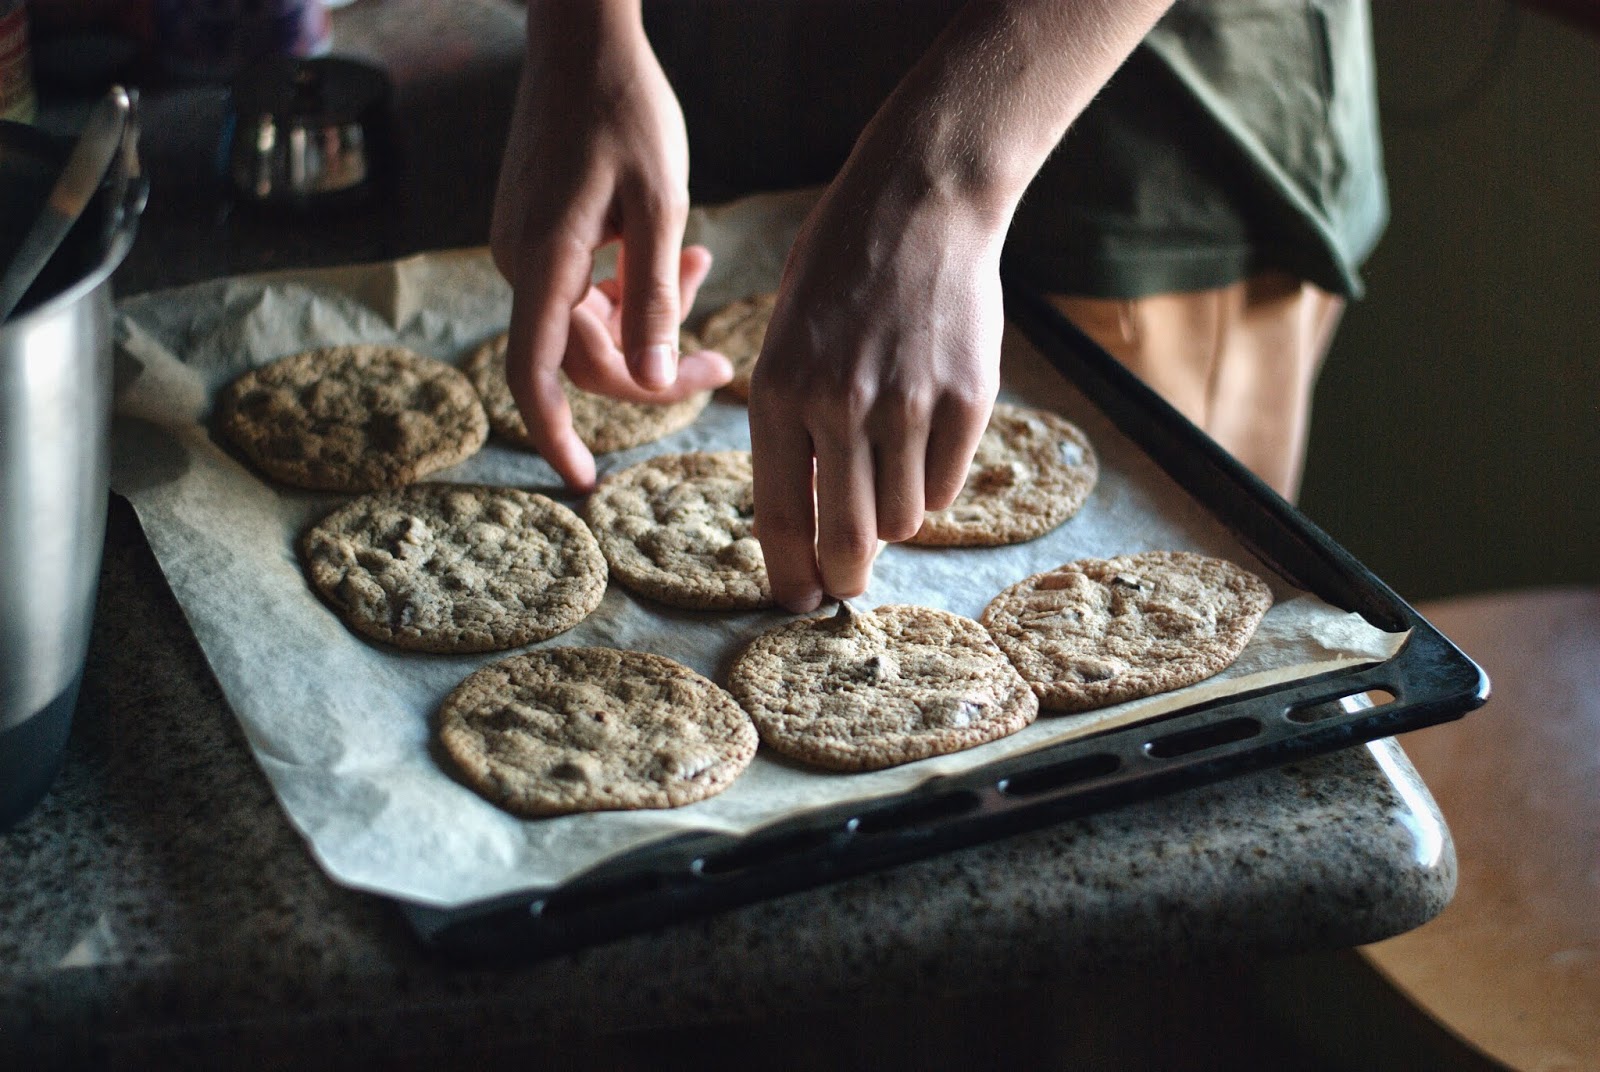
[908,403,1097,547]
[980,551,1273,712]
[728,602,1038,771]
[301,483,606,653]
[463,332,709,455]
[438,646,758,816]
[219,344,489,492]
[586,451,770,610]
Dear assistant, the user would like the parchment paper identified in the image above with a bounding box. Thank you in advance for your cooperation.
[109,190,1405,909]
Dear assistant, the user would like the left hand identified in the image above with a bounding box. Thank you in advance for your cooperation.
[489,7,730,491]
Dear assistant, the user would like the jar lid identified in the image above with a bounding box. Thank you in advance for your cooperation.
[230,56,390,126]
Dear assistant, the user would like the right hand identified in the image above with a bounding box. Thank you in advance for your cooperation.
[490,4,730,492]
[749,163,1006,613]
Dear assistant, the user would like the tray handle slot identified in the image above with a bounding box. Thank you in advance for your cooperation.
[695,825,851,878]
[852,789,982,836]
[1286,688,1397,724]
[1144,716,1262,759]
[537,869,679,919]
[997,752,1121,798]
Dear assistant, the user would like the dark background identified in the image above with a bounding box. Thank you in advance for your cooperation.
[33,0,1594,607]
[1299,1,1599,603]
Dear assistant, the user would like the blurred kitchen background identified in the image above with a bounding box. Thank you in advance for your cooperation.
[16,1,1597,608]
[1301,1,1599,604]
[6,2,1595,1066]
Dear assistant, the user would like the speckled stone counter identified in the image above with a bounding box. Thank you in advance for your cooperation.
[1,3,1457,1067]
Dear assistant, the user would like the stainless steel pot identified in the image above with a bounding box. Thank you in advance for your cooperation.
[1,116,143,829]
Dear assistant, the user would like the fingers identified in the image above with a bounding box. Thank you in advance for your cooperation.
[599,246,711,329]
[750,412,824,613]
[606,245,711,312]
[677,244,713,314]
[503,237,599,492]
[812,437,880,602]
[566,296,732,401]
[871,401,930,543]
[924,391,992,510]
[509,355,595,492]
[753,394,927,612]
[586,243,721,396]
[619,193,691,390]
[754,378,994,613]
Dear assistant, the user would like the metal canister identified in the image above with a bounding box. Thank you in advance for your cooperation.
[0,119,143,830]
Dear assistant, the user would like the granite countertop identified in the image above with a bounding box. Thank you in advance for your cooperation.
[0,2,1456,1066]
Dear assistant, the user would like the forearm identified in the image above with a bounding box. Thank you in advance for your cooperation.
[848,0,1174,231]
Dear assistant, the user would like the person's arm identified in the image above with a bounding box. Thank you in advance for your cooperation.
[490,0,731,492]
[750,0,1173,612]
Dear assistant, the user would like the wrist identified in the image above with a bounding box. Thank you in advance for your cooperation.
[861,109,1026,235]
[527,0,647,75]
[835,103,1022,251]
[842,0,1174,234]
[839,17,1052,234]
[812,153,1008,299]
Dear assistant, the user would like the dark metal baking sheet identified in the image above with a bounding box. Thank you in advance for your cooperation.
[400,278,1488,963]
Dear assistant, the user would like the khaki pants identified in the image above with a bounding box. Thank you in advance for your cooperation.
[1049,274,1344,503]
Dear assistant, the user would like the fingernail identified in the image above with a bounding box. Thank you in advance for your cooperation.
[781,591,824,615]
[636,344,677,390]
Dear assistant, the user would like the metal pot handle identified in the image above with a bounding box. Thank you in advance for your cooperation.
[102,87,147,259]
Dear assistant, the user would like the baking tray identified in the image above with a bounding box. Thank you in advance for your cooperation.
[400,277,1490,962]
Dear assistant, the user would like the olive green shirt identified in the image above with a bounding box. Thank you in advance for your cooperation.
[648,0,1387,300]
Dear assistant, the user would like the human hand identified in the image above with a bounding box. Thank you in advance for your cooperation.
[749,175,1006,613]
[745,0,1175,613]
[490,4,730,491]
